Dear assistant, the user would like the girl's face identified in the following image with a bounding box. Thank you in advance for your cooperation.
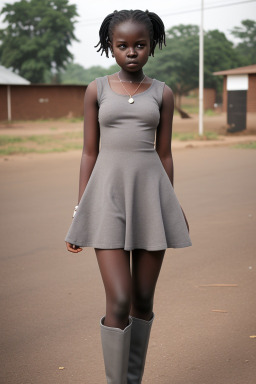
[110,21,151,72]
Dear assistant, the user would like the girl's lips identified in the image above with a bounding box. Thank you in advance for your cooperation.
[127,62,138,66]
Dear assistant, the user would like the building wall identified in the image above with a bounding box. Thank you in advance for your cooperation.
[181,88,216,111]
[1,84,220,121]
[222,76,227,111]
[0,86,8,120]
[222,74,256,113]
[247,74,256,112]
[0,84,87,121]
[204,88,216,110]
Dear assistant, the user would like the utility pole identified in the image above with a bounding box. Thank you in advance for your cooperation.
[199,0,204,136]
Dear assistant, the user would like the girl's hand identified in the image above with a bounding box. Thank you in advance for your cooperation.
[65,241,83,253]
[180,206,190,233]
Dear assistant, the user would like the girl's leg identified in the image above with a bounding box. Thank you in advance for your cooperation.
[127,248,165,384]
[130,248,165,319]
[95,248,133,384]
[95,248,132,328]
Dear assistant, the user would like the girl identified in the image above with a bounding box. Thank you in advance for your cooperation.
[65,9,191,384]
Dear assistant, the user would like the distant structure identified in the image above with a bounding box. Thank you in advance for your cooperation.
[0,65,31,85]
[0,65,30,121]
[214,64,256,132]
[0,65,87,122]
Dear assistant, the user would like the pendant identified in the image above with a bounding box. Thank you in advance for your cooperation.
[128,97,134,104]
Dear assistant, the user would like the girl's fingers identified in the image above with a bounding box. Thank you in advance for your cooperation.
[65,242,83,253]
[73,245,83,252]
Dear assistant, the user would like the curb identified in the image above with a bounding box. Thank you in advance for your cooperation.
[172,135,256,149]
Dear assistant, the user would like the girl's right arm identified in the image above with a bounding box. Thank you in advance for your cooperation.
[77,80,100,204]
[66,80,99,254]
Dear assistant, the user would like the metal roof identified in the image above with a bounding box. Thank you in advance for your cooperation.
[213,64,256,76]
[0,65,31,84]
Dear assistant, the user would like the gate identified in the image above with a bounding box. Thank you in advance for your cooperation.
[227,90,247,132]
[226,74,248,132]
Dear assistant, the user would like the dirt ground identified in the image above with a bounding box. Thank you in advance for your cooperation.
[0,143,255,384]
[1,113,256,157]
[1,112,256,136]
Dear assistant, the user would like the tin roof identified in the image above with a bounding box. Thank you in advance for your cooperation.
[0,65,31,84]
[213,64,256,76]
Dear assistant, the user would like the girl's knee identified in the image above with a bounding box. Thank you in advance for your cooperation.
[132,290,154,315]
[107,293,131,321]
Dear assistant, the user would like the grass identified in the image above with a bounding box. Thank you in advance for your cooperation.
[0,130,221,156]
[0,136,24,145]
[205,109,217,116]
[1,117,84,124]
[0,132,83,156]
[173,107,220,116]
[180,105,199,114]
[173,105,199,116]
[0,147,38,155]
[233,142,256,149]
[172,131,219,141]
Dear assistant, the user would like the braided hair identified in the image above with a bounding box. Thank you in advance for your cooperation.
[95,9,166,58]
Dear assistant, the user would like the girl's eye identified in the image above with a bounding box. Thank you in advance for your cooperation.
[117,44,145,49]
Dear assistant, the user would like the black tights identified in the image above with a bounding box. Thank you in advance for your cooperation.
[95,248,165,330]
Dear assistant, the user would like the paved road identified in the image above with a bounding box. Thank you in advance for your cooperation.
[0,147,255,384]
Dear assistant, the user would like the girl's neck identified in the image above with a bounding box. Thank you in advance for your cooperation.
[118,69,145,83]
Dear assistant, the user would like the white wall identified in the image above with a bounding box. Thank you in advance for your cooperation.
[227,75,249,91]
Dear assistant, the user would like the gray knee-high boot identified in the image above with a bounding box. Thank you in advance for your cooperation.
[127,313,155,384]
[100,316,133,384]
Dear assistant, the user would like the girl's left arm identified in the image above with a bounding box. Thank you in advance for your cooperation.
[155,84,174,186]
[156,84,189,232]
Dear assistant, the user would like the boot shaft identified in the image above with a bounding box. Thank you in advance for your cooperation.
[127,313,155,384]
[100,316,132,384]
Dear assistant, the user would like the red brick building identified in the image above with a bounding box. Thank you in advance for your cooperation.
[0,84,87,121]
[213,64,256,113]
[0,65,88,121]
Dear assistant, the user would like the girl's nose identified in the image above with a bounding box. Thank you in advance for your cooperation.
[127,48,137,57]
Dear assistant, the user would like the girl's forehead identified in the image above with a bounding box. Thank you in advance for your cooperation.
[112,21,150,40]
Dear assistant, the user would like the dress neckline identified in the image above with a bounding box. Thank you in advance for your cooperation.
[105,75,155,98]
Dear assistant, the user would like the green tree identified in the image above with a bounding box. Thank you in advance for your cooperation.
[230,19,256,65]
[145,24,242,108]
[204,30,242,92]
[145,24,200,109]
[0,0,78,83]
[59,62,119,84]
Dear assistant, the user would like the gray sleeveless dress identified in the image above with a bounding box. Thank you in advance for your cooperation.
[65,75,192,251]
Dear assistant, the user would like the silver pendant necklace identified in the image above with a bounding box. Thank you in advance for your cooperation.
[117,72,146,104]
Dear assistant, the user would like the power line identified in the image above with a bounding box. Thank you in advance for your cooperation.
[161,0,256,17]
[77,0,256,27]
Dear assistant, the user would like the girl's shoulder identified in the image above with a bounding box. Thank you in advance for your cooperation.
[149,78,174,109]
[153,78,165,91]
[94,76,109,106]
[94,75,107,87]
[153,78,173,96]
[95,75,107,81]
[153,77,165,85]
[149,78,165,106]
[85,79,97,95]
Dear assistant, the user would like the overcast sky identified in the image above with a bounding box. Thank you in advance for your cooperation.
[1,0,256,68]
